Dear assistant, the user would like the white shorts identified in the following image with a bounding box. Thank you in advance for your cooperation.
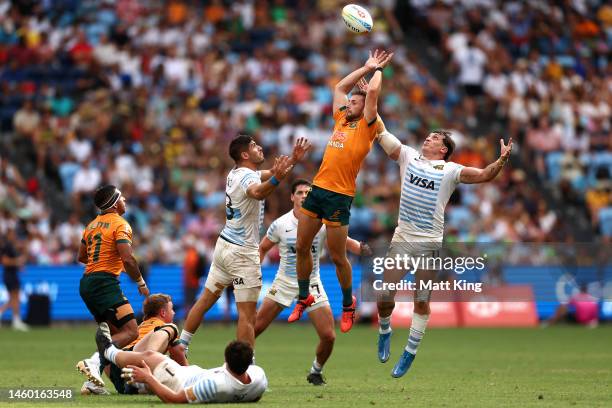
[388,228,442,260]
[153,358,206,393]
[205,237,262,302]
[265,274,329,313]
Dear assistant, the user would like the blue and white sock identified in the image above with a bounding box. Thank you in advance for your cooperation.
[104,344,120,364]
[378,315,392,334]
[405,313,429,355]
[310,359,323,375]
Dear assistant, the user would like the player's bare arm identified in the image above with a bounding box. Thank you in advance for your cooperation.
[77,242,88,264]
[346,238,373,256]
[333,49,389,112]
[126,360,188,403]
[460,138,513,184]
[259,236,276,263]
[117,242,149,296]
[246,155,293,200]
[364,50,394,123]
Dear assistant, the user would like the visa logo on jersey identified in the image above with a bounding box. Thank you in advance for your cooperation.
[409,173,436,190]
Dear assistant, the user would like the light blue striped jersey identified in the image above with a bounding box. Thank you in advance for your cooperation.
[266,210,326,281]
[220,167,264,249]
[397,145,463,239]
[183,364,267,403]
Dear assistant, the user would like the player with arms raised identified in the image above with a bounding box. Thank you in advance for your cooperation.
[76,185,150,387]
[256,179,371,385]
[376,127,513,377]
[178,135,310,351]
[288,49,393,333]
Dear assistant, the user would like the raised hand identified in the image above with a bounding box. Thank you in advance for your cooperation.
[272,155,293,181]
[290,137,311,164]
[500,137,513,160]
[376,50,394,69]
[365,49,389,70]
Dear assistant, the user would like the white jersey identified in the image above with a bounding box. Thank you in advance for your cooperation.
[183,364,267,404]
[396,145,463,240]
[220,167,265,249]
[265,210,326,281]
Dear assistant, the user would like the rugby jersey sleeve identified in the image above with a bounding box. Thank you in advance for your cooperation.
[115,221,133,245]
[184,377,218,403]
[239,170,261,194]
[446,161,465,185]
[266,220,281,244]
[397,145,419,166]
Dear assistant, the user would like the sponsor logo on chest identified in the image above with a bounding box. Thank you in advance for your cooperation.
[409,173,436,190]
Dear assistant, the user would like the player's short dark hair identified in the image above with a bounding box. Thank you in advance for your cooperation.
[94,185,119,210]
[291,178,311,194]
[351,89,366,98]
[143,293,172,319]
[229,134,254,163]
[432,130,455,161]
[225,340,253,375]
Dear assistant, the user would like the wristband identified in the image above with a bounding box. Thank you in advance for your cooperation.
[179,330,193,345]
[270,176,280,186]
[136,277,147,287]
[375,67,384,72]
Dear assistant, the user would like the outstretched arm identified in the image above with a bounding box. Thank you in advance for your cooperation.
[346,238,373,256]
[460,138,513,184]
[259,236,276,263]
[364,50,394,123]
[246,156,293,200]
[260,138,310,180]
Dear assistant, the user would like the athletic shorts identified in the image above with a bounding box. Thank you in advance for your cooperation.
[153,357,206,393]
[3,270,19,291]
[301,185,353,227]
[204,237,262,302]
[79,272,135,327]
[265,275,329,312]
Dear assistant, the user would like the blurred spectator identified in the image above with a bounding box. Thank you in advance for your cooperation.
[0,229,29,331]
[545,284,599,328]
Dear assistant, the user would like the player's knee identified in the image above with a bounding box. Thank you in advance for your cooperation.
[320,330,336,345]
[329,251,348,267]
[296,240,312,256]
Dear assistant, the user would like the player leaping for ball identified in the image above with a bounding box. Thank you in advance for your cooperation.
[255,179,372,385]
[288,49,393,333]
[178,135,310,352]
[375,126,512,377]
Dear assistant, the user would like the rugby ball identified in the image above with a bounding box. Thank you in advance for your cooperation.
[342,4,373,34]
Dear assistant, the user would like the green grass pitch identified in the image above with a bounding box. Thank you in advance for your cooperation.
[0,324,610,407]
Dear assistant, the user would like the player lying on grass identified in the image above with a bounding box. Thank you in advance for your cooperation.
[255,179,371,385]
[375,125,512,378]
[95,322,267,403]
[78,294,187,395]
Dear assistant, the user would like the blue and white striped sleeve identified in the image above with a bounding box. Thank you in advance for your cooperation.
[185,378,218,403]
[239,171,261,194]
[266,221,280,243]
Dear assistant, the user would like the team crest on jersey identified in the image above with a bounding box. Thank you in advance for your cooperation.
[268,287,277,296]
[433,165,445,170]
[328,130,346,148]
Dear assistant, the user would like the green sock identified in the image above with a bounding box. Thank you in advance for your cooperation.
[298,279,310,300]
[342,287,353,307]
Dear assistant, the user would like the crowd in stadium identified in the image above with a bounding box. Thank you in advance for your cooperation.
[0,0,610,267]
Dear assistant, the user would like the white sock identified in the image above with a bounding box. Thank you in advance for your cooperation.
[378,315,392,334]
[104,344,120,364]
[405,313,429,355]
[179,330,193,345]
[310,359,323,374]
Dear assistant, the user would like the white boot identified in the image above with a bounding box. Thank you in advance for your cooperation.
[12,316,29,331]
